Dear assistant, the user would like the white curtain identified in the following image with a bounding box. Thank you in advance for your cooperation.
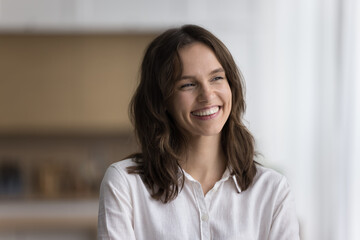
[341,0,360,239]
[230,0,360,239]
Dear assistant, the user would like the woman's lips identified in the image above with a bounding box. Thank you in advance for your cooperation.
[191,106,219,116]
[191,106,220,119]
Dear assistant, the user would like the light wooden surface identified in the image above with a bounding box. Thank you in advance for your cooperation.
[0,34,155,134]
[0,199,98,230]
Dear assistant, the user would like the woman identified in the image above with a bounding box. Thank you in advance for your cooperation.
[98,25,300,239]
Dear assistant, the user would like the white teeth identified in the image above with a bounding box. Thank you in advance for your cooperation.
[192,106,220,116]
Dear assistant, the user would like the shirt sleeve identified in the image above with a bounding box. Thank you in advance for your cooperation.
[268,176,300,240]
[98,165,136,240]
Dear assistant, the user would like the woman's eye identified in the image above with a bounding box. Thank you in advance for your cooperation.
[212,76,224,81]
[180,83,195,89]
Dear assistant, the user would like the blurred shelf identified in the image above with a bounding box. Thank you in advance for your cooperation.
[0,199,98,230]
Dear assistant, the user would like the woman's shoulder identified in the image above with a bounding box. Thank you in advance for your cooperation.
[252,164,289,190]
[241,164,295,212]
[255,164,283,179]
[110,158,138,171]
[102,158,139,185]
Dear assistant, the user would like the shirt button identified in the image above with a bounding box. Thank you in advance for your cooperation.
[201,213,209,222]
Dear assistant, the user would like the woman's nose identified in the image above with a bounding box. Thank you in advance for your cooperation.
[197,84,215,102]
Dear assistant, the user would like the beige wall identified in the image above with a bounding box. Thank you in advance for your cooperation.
[0,34,156,134]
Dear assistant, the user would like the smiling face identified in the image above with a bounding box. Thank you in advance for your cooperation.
[167,42,232,139]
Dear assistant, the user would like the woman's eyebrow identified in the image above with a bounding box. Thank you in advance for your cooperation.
[179,68,225,80]
[209,68,225,75]
[179,75,194,80]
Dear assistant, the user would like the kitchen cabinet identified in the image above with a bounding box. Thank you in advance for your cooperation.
[0,34,156,134]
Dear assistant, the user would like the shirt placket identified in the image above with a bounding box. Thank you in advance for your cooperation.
[192,181,211,240]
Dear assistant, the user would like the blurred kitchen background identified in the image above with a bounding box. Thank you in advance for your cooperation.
[0,0,359,240]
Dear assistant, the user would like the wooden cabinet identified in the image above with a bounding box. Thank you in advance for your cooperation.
[0,34,156,134]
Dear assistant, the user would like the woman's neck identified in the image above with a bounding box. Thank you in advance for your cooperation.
[180,134,227,194]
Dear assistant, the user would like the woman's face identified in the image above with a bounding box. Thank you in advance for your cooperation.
[167,42,232,139]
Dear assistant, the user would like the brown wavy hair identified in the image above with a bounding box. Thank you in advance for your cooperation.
[127,24,257,203]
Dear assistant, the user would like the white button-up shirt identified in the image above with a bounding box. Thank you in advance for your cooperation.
[98,159,300,240]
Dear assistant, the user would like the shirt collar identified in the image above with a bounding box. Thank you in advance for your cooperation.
[179,166,242,193]
[224,167,242,193]
[231,174,242,193]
